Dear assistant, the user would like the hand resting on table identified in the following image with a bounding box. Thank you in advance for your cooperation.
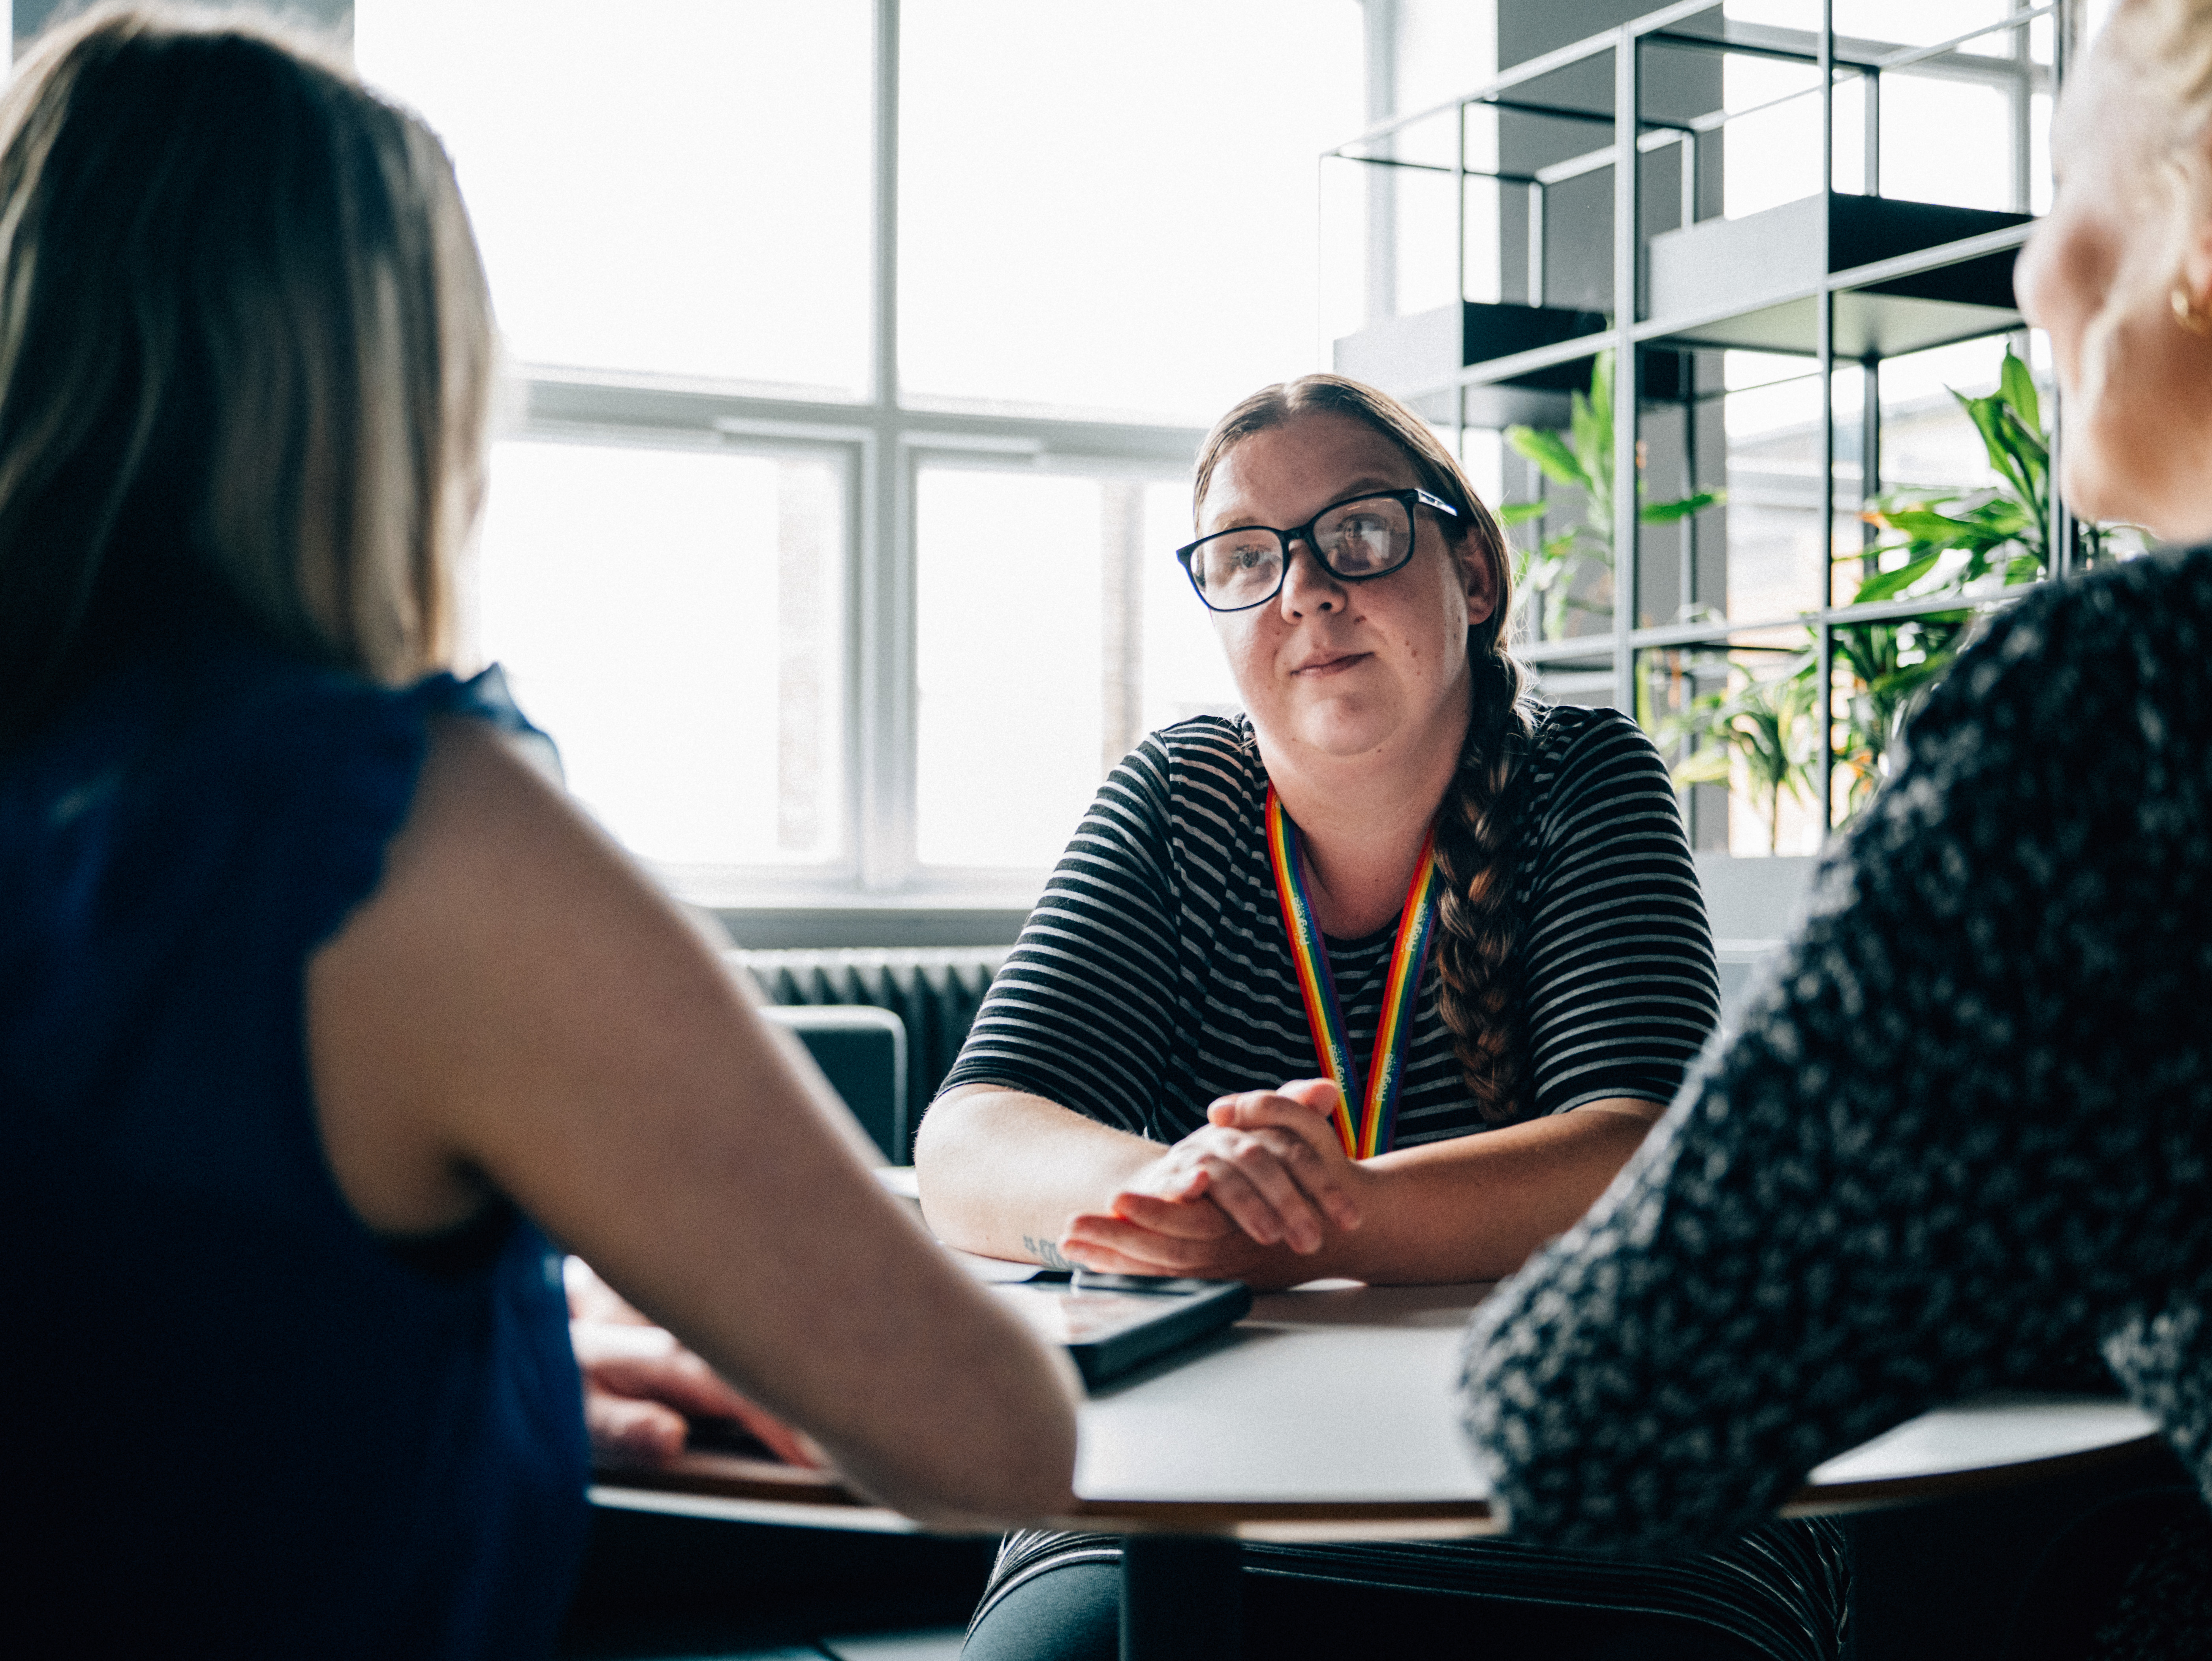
[1058,1079,1371,1282]
[1054,1080,1665,1286]
[921,1073,1663,1287]
[567,1258,821,1470]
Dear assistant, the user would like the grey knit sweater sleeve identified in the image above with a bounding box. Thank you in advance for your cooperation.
[1459,544,2212,1556]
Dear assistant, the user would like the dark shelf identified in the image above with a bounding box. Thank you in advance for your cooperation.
[1515,584,2028,667]
[1645,192,2032,357]
[1333,299,1687,422]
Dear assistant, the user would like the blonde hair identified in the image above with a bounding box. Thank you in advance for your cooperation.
[0,4,494,743]
[2105,0,2212,153]
[1193,374,1537,1124]
[2098,1,2212,280]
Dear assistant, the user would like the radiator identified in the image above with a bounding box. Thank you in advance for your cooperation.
[731,946,1009,1134]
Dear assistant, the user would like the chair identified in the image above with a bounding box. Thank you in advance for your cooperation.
[759,1003,910,1164]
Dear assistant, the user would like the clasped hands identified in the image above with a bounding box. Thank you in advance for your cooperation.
[1057,1078,1370,1285]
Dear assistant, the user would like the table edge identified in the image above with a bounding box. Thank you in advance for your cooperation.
[588,1456,1504,1534]
[1776,1425,2167,1516]
[595,1421,2169,1539]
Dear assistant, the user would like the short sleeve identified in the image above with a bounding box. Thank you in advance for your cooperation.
[239,661,557,967]
[936,735,1185,1135]
[1,643,556,1126]
[1519,709,1720,1116]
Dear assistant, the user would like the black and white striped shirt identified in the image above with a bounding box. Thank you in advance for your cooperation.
[940,704,1719,1144]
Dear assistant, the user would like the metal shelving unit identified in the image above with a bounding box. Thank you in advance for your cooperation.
[1327,0,2078,842]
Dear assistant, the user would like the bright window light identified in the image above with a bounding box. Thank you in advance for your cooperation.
[915,468,1106,868]
[898,0,1363,423]
[1730,0,2017,47]
[470,442,846,867]
[355,0,872,393]
[1720,53,1823,220]
[1142,483,1244,736]
[1720,2,2039,218]
[1834,1,2018,51]
[915,469,1244,872]
[1879,76,2013,212]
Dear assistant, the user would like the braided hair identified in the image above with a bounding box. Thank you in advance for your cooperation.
[1193,374,1536,1124]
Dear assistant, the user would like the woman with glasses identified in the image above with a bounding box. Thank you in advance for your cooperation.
[920,375,1846,1659]
[919,376,1710,1288]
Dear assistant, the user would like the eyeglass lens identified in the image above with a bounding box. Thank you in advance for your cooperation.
[1185,495,1414,611]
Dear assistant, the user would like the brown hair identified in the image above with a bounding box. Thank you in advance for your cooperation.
[1193,373,1535,1124]
[0,4,495,744]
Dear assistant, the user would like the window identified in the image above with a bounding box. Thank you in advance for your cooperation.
[912,468,1240,870]
[913,466,1109,869]
[898,0,1363,424]
[355,0,874,394]
[469,440,846,869]
[354,0,1361,908]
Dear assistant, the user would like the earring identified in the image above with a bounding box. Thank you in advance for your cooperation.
[2174,283,2212,337]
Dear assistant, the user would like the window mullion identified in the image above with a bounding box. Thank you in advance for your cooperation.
[860,0,915,891]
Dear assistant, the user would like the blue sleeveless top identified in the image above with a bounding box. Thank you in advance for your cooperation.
[1,630,589,1657]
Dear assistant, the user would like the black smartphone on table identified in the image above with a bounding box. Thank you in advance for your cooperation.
[989,1269,1252,1387]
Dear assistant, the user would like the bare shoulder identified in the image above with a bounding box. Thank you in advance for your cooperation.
[389,713,665,930]
[374,712,742,1020]
[308,712,753,1236]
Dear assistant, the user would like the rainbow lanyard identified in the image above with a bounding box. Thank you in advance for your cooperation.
[1264,786,1442,1161]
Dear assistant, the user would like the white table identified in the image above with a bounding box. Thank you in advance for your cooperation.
[593,1277,2161,1657]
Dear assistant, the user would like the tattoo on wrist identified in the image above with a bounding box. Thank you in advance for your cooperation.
[1022,1234,1076,1272]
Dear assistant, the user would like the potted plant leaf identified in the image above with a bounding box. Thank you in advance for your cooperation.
[1660,346,2118,832]
[1658,653,1818,853]
[1499,350,1722,642]
[1832,346,2121,806]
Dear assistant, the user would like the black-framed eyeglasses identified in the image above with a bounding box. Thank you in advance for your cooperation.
[1174,488,1459,613]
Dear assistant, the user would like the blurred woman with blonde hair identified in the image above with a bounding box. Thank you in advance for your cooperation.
[0,8,1075,1654]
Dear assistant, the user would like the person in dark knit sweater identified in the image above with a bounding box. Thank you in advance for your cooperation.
[1462,1,2212,1649]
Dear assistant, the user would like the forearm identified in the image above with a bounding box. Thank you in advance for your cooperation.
[1334,1100,1661,1282]
[914,1084,1163,1264]
[1216,1098,1658,1287]
[316,724,1080,1527]
[507,1039,1082,1524]
[1056,1093,1664,1289]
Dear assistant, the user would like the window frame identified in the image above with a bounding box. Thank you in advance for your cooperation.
[503,0,1212,914]
[481,415,869,887]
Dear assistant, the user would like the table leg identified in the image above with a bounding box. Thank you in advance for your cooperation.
[1118,1533,1241,1661]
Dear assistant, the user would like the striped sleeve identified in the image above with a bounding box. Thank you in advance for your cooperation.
[934,734,1184,1135]
[1519,709,1720,1115]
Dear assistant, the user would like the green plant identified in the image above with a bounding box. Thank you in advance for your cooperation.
[1498,351,1722,641]
[1656,654,1818,854]
[1855,351,2055,594]
[1662,346,2114,833]
[1830,346,2116,806]
[1827,613,1968,810]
